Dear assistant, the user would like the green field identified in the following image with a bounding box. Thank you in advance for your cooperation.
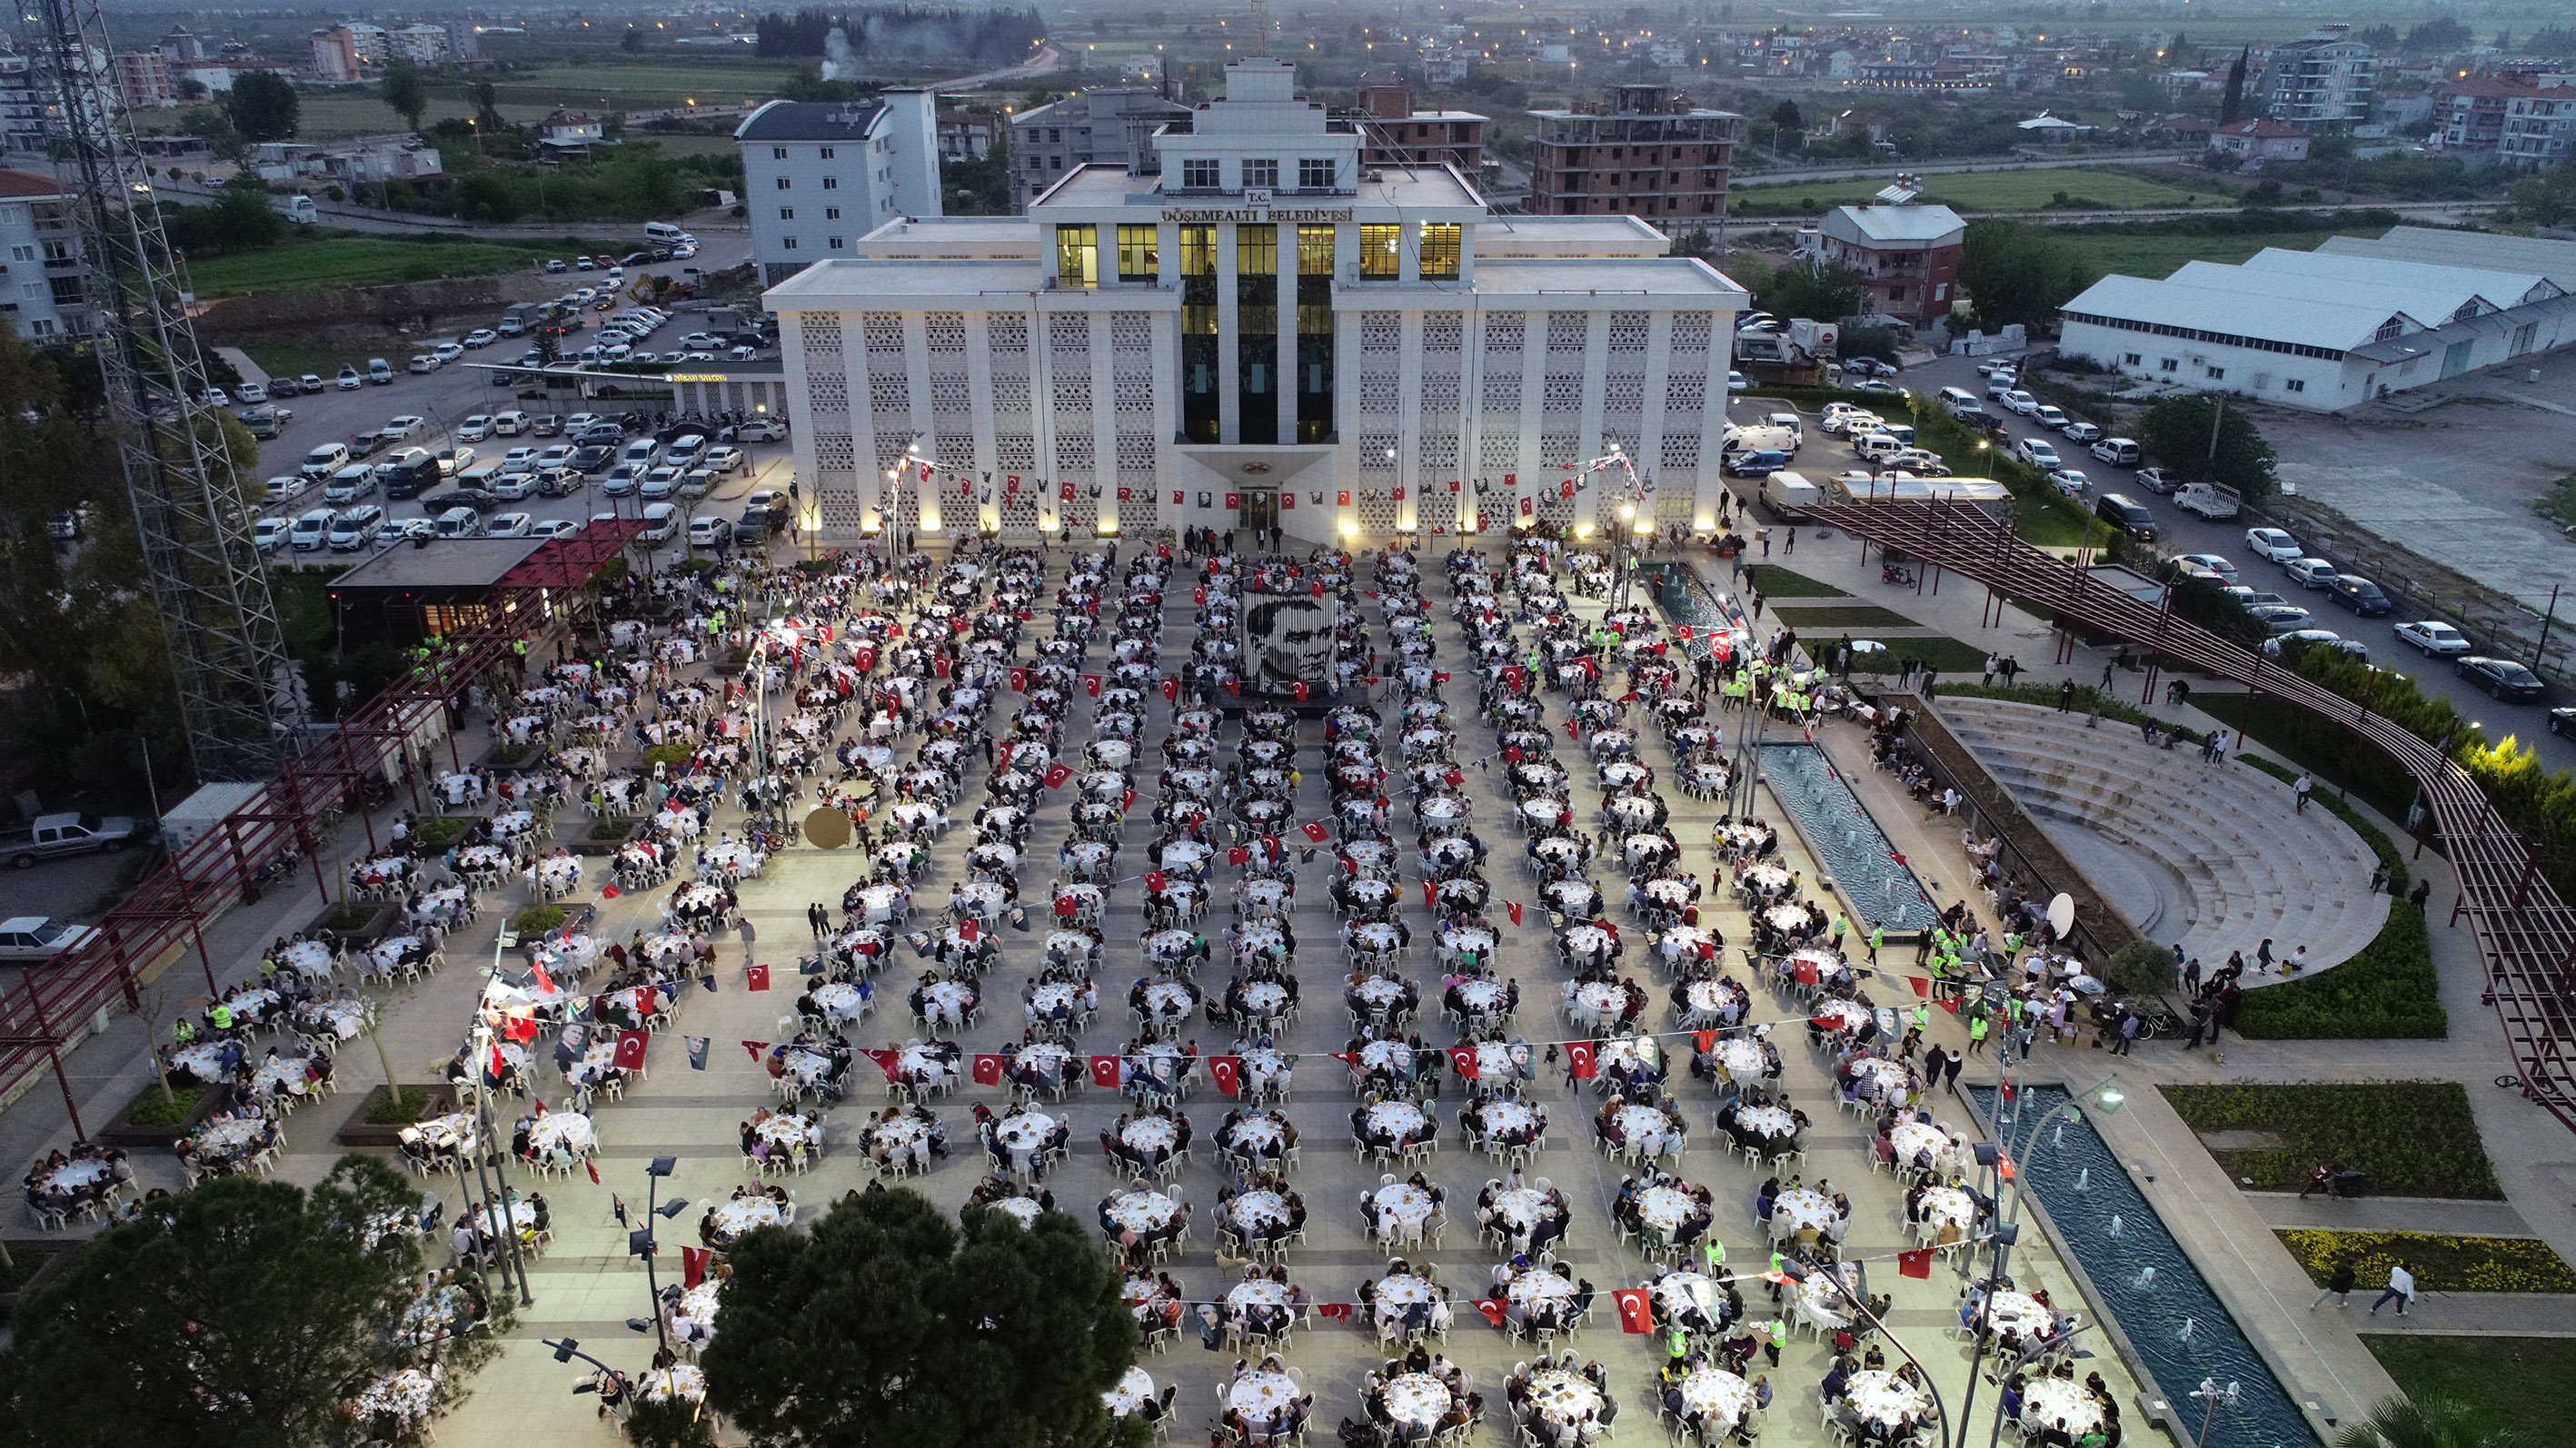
[2067,226,2339,280]
[184,234,585,297]
[2364,1336,2576,1444]
[1731,167,2213,215]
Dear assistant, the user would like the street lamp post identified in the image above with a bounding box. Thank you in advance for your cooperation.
[1780,1259,1956,1448]
[470,933,536,1308]
[2190,1378,2240,1447]
[625,1155,690,1354]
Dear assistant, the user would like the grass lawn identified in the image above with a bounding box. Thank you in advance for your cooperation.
[1765,604,1921,629]
[184,235,598,297]
[2364,1336,2576,1443]
[1732,167,2210,215]
[2162,1082,2500,1198]
[2062,225,2338,281]
[239,345,368,383]
[1878,636,2000,676]
[2277,1227,2575,1293]
[1741,564,1846,599]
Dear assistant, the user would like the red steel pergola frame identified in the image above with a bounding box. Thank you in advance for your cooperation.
[0,520,643,1137]
[1811,499,2576,1128]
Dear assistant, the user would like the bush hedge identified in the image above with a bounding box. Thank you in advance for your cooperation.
[2163,1080,2499,1197]
[412,816,470,851]
[2235,901,2443,1039]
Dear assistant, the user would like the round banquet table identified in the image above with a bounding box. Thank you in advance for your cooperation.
[1419,795,1470,822]
[756,1115,820,1153]
[526,1113,595,1155]
[1105,1365,1157,1418]
[671,1281,723,1344]
[1842,1371,1932,1432]
[1851,1058,1916,1101]
[1365,1100,1429,1146]
[1734,1105,1798,1143]
[1569,979,1628,1026]
[357,1367,438,1424]
[1358,1040,1417,1080]
[2018,1379,2105,1437]
[1613,1104,1683,1154]
[1344,840,1393,870]
[1521,798,1572,829]
[1523,1369,1604,1425]
[1236,981,1290,1020]
[1239,878,1290,915]
[1014,1042,1074,1081]
[1890,1119,1954,1166]
[710,1195,789,1245]
[1504,1266,1577,1314]
[1645,878,1696,911]
[1451,977,1507,1018]
[1650,1270,1718,1318]
[1634,1184,1706,1235]
[1106,1189,1180,1234]
[1984,1291,2055,1341]
[491,809,537,838]
[1349,975,1407,1011]
[1226,1188,1292,1235]
[1918,1185,1977,1233]
[918,980,978,1026]
[1487,1186,1557,1234]
[1221,1114,1288,1158]
[39,1158,113,1197]
[1708,1038,1770,1081]
[1226,1276,1294,1313]
[1560,923,1615,959]
[1378,1374,1456,1429]
[1812,999,1873,1033]
[1741,862,1792,894]
[1146,929,1196,963]
[1141,980,1196,1020]
[1770,1187,1837,1238]
[1484,1100,1546,1145]
[1120,1115,1180,1163]
[1228,1370,1301,1421]
[638,1364,707,1405]
[455,844,512,875]
[1765,903,1815,933]
[1162,840,1212,871]
[988,1195,1044,1227]
[867,1115,931,1157]
[1368,1184,1436,1233]
[811,982,870,1023]
[1679,974,1739,1014]
[853,884,910,922]
[993,1110,1057,1155]
[951,881,1007,919]
[1676,1367,1755,1431]
[167,1043,230,1082]
[278,940,335,977]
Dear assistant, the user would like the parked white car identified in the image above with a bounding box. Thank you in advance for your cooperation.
[2393,620,2472,656]
[2243,527,2303,563]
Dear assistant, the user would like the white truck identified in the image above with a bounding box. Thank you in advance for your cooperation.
[1760,470,1822,521]
[2173,481,2241,521]
[273,194,319,224]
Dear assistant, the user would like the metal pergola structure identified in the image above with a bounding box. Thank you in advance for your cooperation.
[1807,497,2576,1131]
[0,521,643,1137]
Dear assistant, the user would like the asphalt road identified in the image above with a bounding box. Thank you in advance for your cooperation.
[1795,350,2576,775]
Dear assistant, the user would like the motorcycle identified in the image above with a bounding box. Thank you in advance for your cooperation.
[1881,564,1916,587]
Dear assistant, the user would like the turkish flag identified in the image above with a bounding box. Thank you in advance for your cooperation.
[1447,1046,1478,1079]
[681,1246,709,1289]
[971,1053,1003,1086]
[1443,768,1463,788]
[1228,845,1252,867]
[1259,834,1281,861]
[1794,959,1821,987]
[532,959,557,997]
[1942,997,1961,1015]
[1090,1054,1123,1088]
[1053,895,1078,917]
[1161,679,1179,701]
[1316,1302,1354,1323]
[1194,586,1207,606]
[1084,674,1102,698]
[1122,788,1136,814]
[742,1039,766,1061]
[1910,975,1931,998]
[1694,1030,1717,1053]
[1301,821,1329,843]
[1505,746,1524,763]
[1145,870,1168,895]
[746,963,771,991]
[1210,1055,1241,1096]
[612,1029,650,1072]
[934,656,951,679]
[1505,900,1523,926]
[488,1041,508,1080]
[1475,1299,1508,1328]
[1009,668,1028,692]
[1043,764,1072,790]
[997,742,1015,771]
[1423,879,1437,910]
[1566,1041,1596,1079]
[1677,626,1695,641]
[1293,680,1309,701]
[865,1046,900,1079]
[959,918,980,944]
[1565,719,1581,740]
[1615,1289,1655,1334]
[1899,1249,1935,1280]
[953,620,972,636]
[586,1160,602,1185]
[1158,542,1171,560]
[855,646,878,671]
[1503,666,1524,690]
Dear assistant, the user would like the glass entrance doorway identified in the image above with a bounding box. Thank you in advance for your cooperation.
[1238,488,1278,540]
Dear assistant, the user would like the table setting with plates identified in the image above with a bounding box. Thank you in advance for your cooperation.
[916,979,978,1028]
[1104,1187,1181,1235]
[638,1364,708,1405]
[1366,1183,1436,1240]
[709,1195,791,1245]
[527,1112,595,1158]
[1840,1370,1933,1433]
[1364,1099,1431,1148]
[1522,1368,1604,1426]
[1705,1036,1770,1082]
[36,1157,114,1201]
[671,1281,723,1345]
[1119,1115,1181,1165]
[1566,979,1630,1029]
[355,1367,439,1425]
[950,879,1008,919]
[454,843,512,878]
[1228,1369,1301,1424]
[1811,998,1874,1034]
[1503,1264,1578,1317]
[993,1108,1057,1155]
[1633,1182,1708,1236]
[1676,1366,1755,1433]
[1984,1290,2056,1343]
[852,883,910,923]
[1850,1057,1918,1103]
[350,856,412,895]
[1483,1100,1547,1147]
[1377,1373,1458,1429]
[756,1114,821,1155]
[1889,1118,1956,1169]
[1738,861,1792,896]
[2018,1377,2106,1437]
[277,939,336,978]
[1733,1105,1798,1144]
[1916,1185,1977,1236]
[1770,1186,1837,1239]
[1764,902,1815,934]
[1677,973,1742,1019]
[1104,1364,1158,1419]
[490,809,538,840]
[1611,1103,1683,1155]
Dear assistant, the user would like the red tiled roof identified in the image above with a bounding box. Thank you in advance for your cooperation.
[0,169,66,201]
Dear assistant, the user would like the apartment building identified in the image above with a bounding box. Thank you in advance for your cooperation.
[1527,84,1739,223]
[1348,74,1486,175]
[0,168,87,339]
[736,93,943,285]
[1009,87,1189,213]
[2262,25,2377,129]
[112,51,178,111]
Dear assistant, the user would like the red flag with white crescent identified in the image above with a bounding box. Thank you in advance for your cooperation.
[1614,1289,1655,1334]
[1210,1055,1241,1096]
[1447,1046,1478,1079]
[1566,1041,1596,1079]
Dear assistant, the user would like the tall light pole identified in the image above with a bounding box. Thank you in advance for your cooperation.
[1779,1258,1955,1447]
[624,1155,690,1355]
[2190,1378,2240,1448]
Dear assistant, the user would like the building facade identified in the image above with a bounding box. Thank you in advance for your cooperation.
[2262,25,2376,129]
[2501,84,2576,165]
[2209,117,2311,165]
[1350,74,1486,174]
[111,51,177,110]
[763,57,1746,548]
[736,94,942,286]
[0,168,87,339]
[389,25,450,66]
[1815,203,1964,328]
[1526,84,1738,223]
[2057,241,2576,412]
[308,26,361,84]
[1009,87,1189,213]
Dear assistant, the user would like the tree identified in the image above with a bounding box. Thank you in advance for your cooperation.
[2220,47,2248,124]
[2137,393,2276,501]
[941,129,1012,215]
[177,104,245,163]
[223,71,301,143]
[1955,219,2099,332]
[1666,222,1715,262]
[623,25,648,52]
[1739,259,1866,324]
[2330,1396,2540,1448]
[382,62,430,132]
[0,1156,502,1448]
[702,1187,1145,1448]
[1768,98,1801,148]
[472,78,505,133]
[2511,164,2576,229]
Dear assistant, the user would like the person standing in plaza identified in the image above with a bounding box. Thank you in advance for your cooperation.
[2369,1260,2417,1316]
[2311,1256,2358,1311]
[2293,773,2312,814]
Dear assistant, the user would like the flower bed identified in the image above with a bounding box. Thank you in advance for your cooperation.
[2277,1227,2576,1293]
[335,1083,460,1147]
[2162,1081,2500,1198]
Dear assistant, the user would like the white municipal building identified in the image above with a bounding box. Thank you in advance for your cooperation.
[762,55,1749,546]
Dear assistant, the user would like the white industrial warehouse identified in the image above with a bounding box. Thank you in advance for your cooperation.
[2055,228,2576,411]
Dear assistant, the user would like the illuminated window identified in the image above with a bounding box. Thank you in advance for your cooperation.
[1237,223,1278,276]
[1179,225,1216,277]
[1055,223,1097,286]
[1117,223,1159,282]
[1419,223,1460,280]
[1359,223,1401,278]
[1298,223,1335,275]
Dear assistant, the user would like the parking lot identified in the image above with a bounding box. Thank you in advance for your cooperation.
[1744,352,2576,773]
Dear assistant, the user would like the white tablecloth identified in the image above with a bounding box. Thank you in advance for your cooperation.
[1105,1365,1157,1418]
[2020,1379,2105,1437]
[1105,1190,1179,1233]
[1635,1185,1704,1235]
[1378,1374,1455,1428]
[710,1196,789,1242]
[1842,1371,1930,1431]
[1366,1100,1429,1145]
[638,1364,707,1404]
[1524,1370,1603,1425]
[1678,1368,1754,1429]
[1771,1187,1837,1237]
[527,1113,594,1155]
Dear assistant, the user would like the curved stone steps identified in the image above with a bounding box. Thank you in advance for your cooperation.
[1934,698,2391,976]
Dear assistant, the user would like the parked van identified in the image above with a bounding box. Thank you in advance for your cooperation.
[637,502,679,544]
[492,410,530,436]
[2094,492,2158,541]
[458,461,507,494]
[1876,422,1915,447]
[642,222,689,245]
[323,464,376,503]
[1937,386,1984,418]
[2089,437,2142,467]
[1724,423,1798,456]
[288,507,334,551]
[377,449,440,500]
[433,507,480,539]
[326,505,384,550]
[1854,432,1909,464]
[1764,412,1803,445]
[366,357,394,384]
[1761,470,1822,521]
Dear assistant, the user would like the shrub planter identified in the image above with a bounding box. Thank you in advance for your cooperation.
[0,1242,77,1320]
[98,1080,231,1148]
[570,817,641,857]
[335,1083,461,1147]
[311,898,400,947]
